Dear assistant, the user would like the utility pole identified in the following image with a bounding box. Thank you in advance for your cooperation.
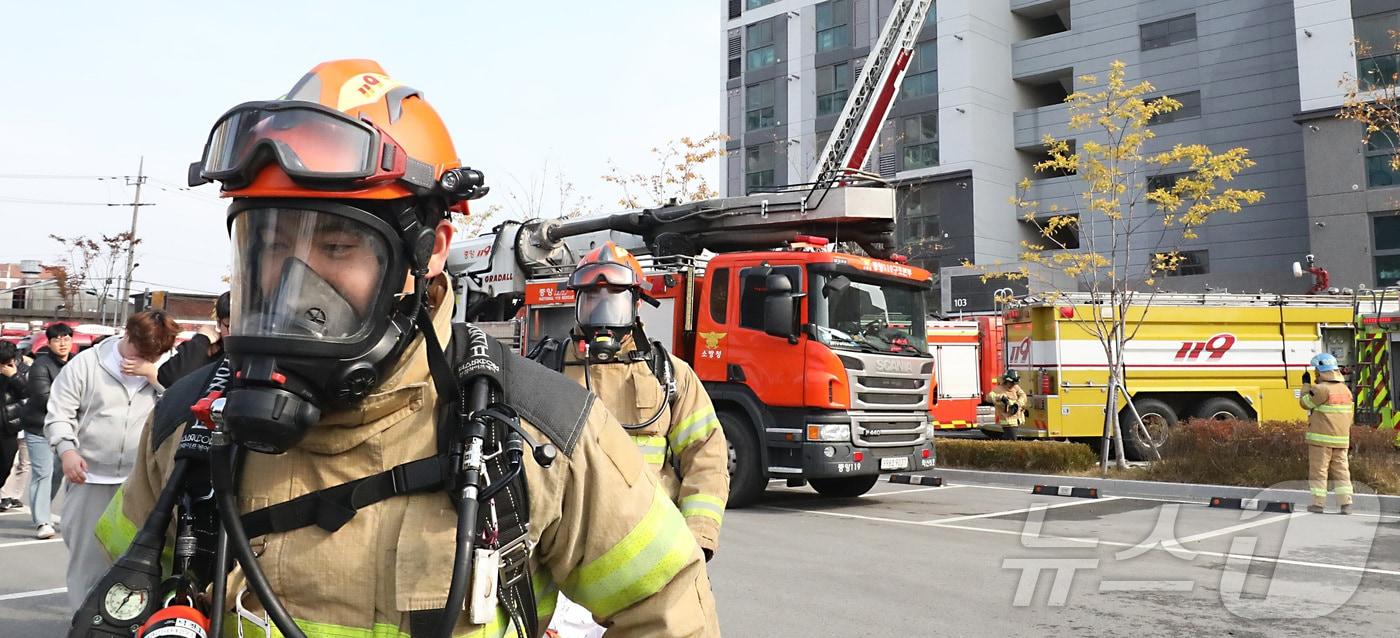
[118,157,148,326]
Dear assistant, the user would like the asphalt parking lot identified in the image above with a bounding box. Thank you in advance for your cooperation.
[3,477,1397,637]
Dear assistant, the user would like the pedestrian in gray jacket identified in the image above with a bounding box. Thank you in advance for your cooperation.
[44,309,178,611]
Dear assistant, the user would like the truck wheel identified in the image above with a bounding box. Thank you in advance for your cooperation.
[810,475,880,498]
[720,410,765,509]
[1121,398,1177,461]
[1194,397,1249,422]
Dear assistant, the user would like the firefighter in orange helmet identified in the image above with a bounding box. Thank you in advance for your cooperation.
[547,241,728,637]
[90,60,719,638]
[564,242,729,555]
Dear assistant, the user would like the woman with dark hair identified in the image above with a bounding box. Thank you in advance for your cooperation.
[44,309,179,610]
[0,341,28,512]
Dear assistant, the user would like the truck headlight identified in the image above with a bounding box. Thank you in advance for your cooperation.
[806,423,851,442]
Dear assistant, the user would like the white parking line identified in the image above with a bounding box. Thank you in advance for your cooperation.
[0,538,63,549]
[1170,512,1305,546]
[0,587,66,602]
[759,505,920,526]
[923,497,1120,525]
[758,501,1400,579]
[0,510,30,517]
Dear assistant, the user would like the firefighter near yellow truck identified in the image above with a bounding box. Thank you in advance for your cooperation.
[1003,293,1356,460]
[1301,352,1354,514]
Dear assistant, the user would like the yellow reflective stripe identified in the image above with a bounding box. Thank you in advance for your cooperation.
[1301,394,1318,410]
[679,493,725,524]
[535,570,559,620]
[1313,404,1353,414]
[1310,487,1328,497]
[668,407,719,455]
[630,435,668,466]
[1335,485,1354,495]
[1306,432,1350,445]
[228,618,411,638]
[564,488,695,618]
[95,487,136,561]
[222,576,559,638]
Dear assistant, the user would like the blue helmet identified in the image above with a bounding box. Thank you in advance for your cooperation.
[1310,352,1338,373]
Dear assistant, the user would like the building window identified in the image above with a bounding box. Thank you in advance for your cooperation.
[902,40,937,98]
[816,62,851,116]
[1356,11,1400,90]
[728,31,742,79]
[747,20,777,71]
[1366,130,1400,188]
[746,0,774,8]
[1146,171,1189,192]
[816,0,850,52]
[1149,91,1201,125]
[746,80,776,130]
[1140,14,1196,51]
[901,113,939,170]
[10,287,25,310]
[709,267,730,324]
[899,186,942,257]
[746,144,776,192]
[1164,250,1209,277]
[1376,216,1400,285]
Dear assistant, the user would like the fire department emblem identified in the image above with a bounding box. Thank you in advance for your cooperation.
[699,332,727,349]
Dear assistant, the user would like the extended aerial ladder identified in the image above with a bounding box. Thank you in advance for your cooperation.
[448,0,936,322]
[808,0,935,187]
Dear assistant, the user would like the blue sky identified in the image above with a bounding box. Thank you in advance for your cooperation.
[0,1,719,293]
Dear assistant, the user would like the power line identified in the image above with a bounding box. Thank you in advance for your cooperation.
[0,173,125,180]
[0,196,138,207]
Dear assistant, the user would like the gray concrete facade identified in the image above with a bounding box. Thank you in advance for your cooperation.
[722,0,1354,314]
[1294,0,1400,291]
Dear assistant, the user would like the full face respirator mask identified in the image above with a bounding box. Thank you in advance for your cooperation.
[220,199,426,453]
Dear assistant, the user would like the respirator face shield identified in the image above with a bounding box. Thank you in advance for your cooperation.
[229,204,391,345]
[573,286,638,363]
[223,199,414,453]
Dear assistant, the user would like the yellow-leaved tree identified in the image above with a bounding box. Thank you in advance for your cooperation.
[977,61,1265,469]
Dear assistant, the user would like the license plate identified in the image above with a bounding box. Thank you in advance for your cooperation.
[879,456,909,471]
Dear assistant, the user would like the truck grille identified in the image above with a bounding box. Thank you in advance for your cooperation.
[853,419,927,447]
[858,393,925,406]
[858,376,923,390]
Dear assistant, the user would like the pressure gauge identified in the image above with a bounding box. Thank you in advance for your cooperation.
[103,582,150,621]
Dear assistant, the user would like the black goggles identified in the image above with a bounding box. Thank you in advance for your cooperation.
[188,100,436,192]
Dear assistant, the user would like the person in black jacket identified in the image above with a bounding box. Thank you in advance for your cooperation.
[157,291,229,387]
[0,341,28,511]
[21,322,72,537]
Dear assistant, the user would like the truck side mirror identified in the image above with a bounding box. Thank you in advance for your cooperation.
[761,274,798,340]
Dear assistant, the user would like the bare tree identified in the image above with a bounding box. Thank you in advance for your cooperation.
[602,133,728,208]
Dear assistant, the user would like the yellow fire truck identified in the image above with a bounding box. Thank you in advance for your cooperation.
[1002,293,1356,460]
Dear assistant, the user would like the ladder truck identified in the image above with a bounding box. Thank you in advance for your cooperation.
[446,0,938,505]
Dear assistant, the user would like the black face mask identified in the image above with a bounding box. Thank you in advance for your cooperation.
[220,199,427,454]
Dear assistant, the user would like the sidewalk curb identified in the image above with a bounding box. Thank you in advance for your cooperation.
[929,468,1400,514]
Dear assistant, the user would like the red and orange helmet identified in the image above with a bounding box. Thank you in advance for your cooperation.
[567,242,648,292]
[190,59,483,213]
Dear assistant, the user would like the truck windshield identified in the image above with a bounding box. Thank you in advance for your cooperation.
[811,272,928,356]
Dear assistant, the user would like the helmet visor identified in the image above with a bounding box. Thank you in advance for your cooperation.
[568,262,641,290]
[575,287,637,330]
[230,207,390,343]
